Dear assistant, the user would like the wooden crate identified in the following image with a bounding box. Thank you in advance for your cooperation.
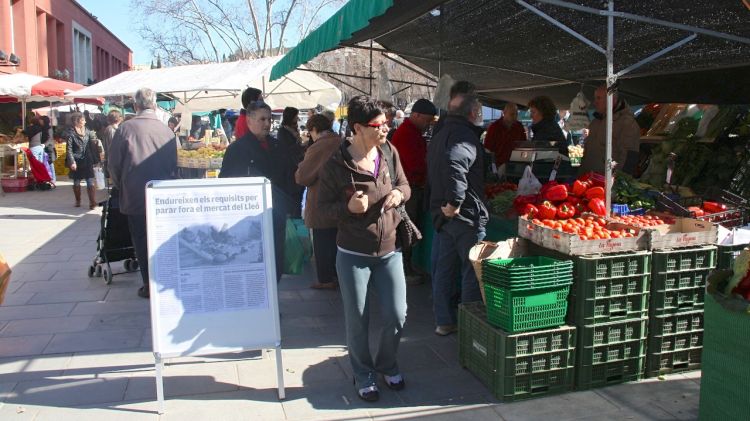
[517,217,647,256]
[647,218,718,250]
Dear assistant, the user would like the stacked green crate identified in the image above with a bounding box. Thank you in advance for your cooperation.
[482,257,573,333]
[458,302,576,402]
[524,242,651,389]
[573,251,651,389]
[647,245,716,377]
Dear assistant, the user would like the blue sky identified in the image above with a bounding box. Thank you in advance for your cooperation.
[77,0,152,65]
[77,0,340,66]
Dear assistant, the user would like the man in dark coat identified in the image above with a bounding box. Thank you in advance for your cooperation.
[427,93,488,336]
[220,101,287,282]
[108,88,178,299]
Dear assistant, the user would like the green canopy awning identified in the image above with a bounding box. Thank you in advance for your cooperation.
[270,0,395,81]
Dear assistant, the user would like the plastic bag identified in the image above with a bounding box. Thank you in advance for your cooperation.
[283,218,312,275]
[516,165,542,196]
[94,166,106,190]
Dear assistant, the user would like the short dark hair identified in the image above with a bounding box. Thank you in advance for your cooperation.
[450,81,476,98]
[448,94,480,118]
[107,110,122,125]
[306,114,332,133]
[168,116,179,126]
[241,87,262,109]
[246,101,271,116]
[282,107,299,127]
[347,95,384,135]
[528,95,557,121]
[69,112,84,125]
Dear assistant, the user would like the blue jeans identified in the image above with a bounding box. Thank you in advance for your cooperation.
[336,250,407,389]
[432,219,485,326]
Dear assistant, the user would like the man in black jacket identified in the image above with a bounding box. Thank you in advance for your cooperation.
[220,101,286,282]
[427,93,488,336]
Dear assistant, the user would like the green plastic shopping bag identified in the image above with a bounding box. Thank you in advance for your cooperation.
[284,218,311,275]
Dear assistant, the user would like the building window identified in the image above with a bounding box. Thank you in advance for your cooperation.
[72,22,92,84]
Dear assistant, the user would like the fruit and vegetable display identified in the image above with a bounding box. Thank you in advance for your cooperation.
[609,214,675,227]
[177,145,226,168]
[516,172,612,220]
[525,216,639,240]
[488,190,517,216]
[612,172,655,211]
[568,144,583,166]
[484,182,517,199]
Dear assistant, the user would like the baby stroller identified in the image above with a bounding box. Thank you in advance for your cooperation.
[88,187,139,284]
[20,147,55,190]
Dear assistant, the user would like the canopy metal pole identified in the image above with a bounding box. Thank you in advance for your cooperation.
[21,99,27,129]
[605,0,615,216]
[369,40,373,97]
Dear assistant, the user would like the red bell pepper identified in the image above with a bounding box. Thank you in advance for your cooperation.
[539,181,558,198]
[538,201,558,220]
[566,196,580,206]
[585,186,605,200]
[702,201,727,214]
[543,184,568,202]
[572,180,590,197]
[574,202,586,216]
[513,195,537,213]
[556,203,575,219]
[588,198,607,216]
[522,204,539,218]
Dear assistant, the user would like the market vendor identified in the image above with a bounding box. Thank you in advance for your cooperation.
[528,95,567,152]
[579,85,640,175]
[484,103,526,166]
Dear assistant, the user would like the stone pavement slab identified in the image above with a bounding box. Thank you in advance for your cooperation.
[0,182,704,420]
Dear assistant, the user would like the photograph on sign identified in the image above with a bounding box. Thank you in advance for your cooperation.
[146,179,280,358]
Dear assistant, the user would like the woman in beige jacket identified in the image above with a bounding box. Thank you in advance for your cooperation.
[295,114,342,289]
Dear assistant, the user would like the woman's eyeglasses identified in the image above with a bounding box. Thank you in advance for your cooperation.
[366,122,388,130]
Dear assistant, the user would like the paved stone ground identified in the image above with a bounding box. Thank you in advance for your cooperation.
[0,181,701,420]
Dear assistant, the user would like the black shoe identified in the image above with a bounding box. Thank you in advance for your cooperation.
[383,374,405,391]
[137,286,150,299]
[354,377,379,402]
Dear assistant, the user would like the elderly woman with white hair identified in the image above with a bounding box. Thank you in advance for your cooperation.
[108,88,178,299]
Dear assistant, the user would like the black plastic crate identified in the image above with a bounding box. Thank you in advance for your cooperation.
[646,311,703,377]
[458,302,576,402]
[575,318,648,390]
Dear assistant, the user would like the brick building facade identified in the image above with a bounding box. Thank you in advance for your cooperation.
[0,0,132,83]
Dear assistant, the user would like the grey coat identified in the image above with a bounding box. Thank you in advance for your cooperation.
[108,110,178,215]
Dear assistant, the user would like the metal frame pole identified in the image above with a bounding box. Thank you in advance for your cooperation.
[275,346,285,400]
[605,0,614,216]
[155,353,165,414]
[369,40,373,96]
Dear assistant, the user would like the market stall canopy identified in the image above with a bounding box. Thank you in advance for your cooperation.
[270,0,750,105]
[0,72,92,103]
[68,56,342,112]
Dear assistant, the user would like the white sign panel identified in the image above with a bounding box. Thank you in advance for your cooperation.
[146,177,281,358]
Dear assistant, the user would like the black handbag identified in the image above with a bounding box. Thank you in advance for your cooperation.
[395,204,422,250]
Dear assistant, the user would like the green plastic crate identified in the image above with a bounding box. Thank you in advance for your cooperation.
[650,269,709,315]
[458,302,576,402]
[646,310,703,377]
[484,282,571,333]
[716,243,748,271]
[699,294,750,420]
[575,318,648,390]
[572,252,652,324]
[651,246,716,316]
[652,245,717,273]
[483,257,573,280]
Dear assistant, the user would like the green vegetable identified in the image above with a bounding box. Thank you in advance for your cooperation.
[488,191,516,216]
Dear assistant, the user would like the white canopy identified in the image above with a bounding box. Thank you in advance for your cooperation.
[67,56,342,113]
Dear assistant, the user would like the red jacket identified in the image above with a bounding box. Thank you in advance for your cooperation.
[234,110,249,139]
[390,118,427,187]
[484,118,526,165]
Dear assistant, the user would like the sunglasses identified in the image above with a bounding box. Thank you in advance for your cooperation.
[366,122,389,130]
